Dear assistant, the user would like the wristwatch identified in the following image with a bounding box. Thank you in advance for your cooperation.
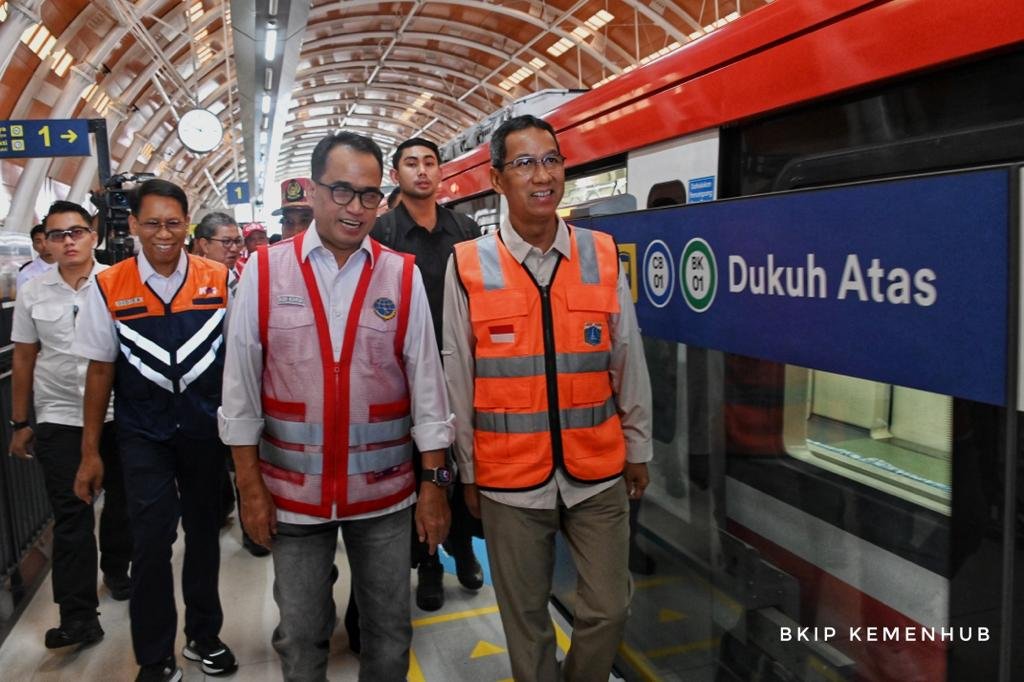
[9,420,30,431]
[421,466,453,487]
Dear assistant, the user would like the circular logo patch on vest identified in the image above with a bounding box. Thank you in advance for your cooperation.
[373,297,397,321]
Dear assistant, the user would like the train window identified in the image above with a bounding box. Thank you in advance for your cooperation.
[647,180,686,207]
[447,193,499,235]
[783,366,952,514]
[560,166,626,210]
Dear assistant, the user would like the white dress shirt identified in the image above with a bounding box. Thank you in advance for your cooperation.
[218,224,454,524]
[73,250,189,363]
[11,261,114,425]
[16,257,56,291]
[443,217,653,510]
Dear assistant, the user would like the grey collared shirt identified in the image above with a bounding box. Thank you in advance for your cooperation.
[442,216,653,510]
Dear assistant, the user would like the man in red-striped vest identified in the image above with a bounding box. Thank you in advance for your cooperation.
[444,115,653,681]
[219,131,453,682]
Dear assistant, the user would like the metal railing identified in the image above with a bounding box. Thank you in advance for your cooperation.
[0,299,52,581]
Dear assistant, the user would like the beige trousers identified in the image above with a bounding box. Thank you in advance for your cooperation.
[480,480,633,682]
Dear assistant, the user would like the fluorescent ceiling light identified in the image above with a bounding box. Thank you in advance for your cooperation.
[264,26,277,60]
[261,94,271,114]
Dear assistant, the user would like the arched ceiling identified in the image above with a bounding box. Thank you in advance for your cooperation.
[0,0,766,222]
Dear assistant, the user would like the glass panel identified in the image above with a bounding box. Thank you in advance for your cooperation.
[589,345,967,682]
[560,167,627,209]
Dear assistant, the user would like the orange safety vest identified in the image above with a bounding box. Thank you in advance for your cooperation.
[454,226,627,491]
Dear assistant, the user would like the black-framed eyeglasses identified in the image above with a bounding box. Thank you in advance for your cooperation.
[139,219,188,232]
[501,153,566,177]
[316,181,385,209]
[45,226,93,242]
[206,237,243,248]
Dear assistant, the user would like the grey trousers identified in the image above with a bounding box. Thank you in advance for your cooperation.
[270,507,412,682]
[480,480,632,682]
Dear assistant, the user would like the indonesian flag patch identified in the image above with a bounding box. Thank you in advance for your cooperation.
[488,324,515,344]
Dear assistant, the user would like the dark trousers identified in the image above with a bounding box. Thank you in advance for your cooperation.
[119,430,225,666]
[34,421,131,623]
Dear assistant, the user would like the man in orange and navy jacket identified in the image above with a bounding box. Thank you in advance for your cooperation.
[73,179,237,682]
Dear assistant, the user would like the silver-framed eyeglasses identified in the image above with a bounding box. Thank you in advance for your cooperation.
[502,153,566,177]
[45,226,94,242]
[139,219,188,232]
[316,181,385,209]
[206,237,243,248]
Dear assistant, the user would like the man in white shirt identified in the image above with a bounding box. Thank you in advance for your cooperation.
[9,200,131,649]
[219,131,453,681]
[16,223,57,291]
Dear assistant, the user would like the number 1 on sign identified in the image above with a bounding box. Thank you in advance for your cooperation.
[38,125,50,147]
[234,186,243,200]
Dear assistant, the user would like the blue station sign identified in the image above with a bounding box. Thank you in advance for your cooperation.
[583,169,1014,406]
[226,181,250,205]
[0,119,91,158]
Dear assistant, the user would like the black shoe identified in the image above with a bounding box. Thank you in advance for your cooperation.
[136,656,183,682]
[344,594,361,654]
[104,573,131,601]
[44,618,104,649]
[242,532,270,557]
[454,552,484,590]
[183,637,238,675]
[416,556,444,611]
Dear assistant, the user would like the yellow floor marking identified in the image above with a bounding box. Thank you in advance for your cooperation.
[552,619,571,654]
[633,575,685,589]
[497,679,514,682]
[470,640,507,658]
[412,605,500,627]
[645,637,721,659]
[618,641,664,682]
[408,648,426,682]
[658,608,686,623]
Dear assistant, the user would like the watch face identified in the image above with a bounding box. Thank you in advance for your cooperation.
[436,467,453,485]
[177,108,223,154]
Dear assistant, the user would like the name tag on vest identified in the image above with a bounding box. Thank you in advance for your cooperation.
[277,295,305,306]
[115,296,144,308]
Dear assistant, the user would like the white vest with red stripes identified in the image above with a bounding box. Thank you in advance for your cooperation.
[256,233,416,518]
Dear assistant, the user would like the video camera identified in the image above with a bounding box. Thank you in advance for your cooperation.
[90,172,155,264]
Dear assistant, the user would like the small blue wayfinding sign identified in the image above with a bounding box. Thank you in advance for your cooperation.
[0,119,91,158]
[226,181,250,205]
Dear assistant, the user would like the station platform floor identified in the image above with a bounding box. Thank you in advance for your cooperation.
[0,514,541,681]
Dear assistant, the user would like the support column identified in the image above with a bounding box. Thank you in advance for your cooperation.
[5,63,97,232]
[67,102,127,204]
[0,0,43,78]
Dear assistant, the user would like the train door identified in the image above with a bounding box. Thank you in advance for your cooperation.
[555,48,1024,682]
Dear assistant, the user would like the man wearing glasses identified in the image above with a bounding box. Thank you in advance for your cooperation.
[220,131,453,681]
[194,212,243,295]
[73,179,237,681]
[443,115,653,681]
[9,200,132,649]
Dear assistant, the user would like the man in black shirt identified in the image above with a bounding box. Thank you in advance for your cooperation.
[372,138,483,612]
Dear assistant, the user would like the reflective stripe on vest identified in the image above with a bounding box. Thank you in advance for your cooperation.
[260,439,414,476]
[475,350,611,378]
[264,414,411,448]
[264,414,324,446]
[475,397,617,433]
